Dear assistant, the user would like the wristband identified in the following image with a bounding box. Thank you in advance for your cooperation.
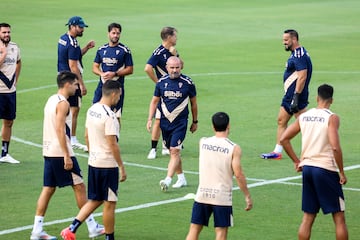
[193,120,198,124]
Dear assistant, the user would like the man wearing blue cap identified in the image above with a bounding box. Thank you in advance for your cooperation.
[57,16,95,152]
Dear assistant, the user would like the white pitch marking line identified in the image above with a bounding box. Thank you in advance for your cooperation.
[3,135,360,236]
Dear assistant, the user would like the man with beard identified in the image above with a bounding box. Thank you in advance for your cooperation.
[92,22,134,123]
[261,29,312,160]
[147,56,198,191]
[0,23,21,164]
[58,16,95,152]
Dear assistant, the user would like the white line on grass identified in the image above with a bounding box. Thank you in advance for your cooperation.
[3,135,360,236]
[17,70,360,94]
[6,71,360,236]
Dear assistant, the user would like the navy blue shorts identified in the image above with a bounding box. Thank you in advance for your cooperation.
[190,201,233,227]
[93,81,124,114]
[302,166,345,214]
[43,156,83,187]
[0,92,16,120]
[161,120,187,149]
[87,166,119,202]
[67,86,82,107]
[281,94,308,115]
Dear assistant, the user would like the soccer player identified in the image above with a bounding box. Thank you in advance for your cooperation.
[147,56,197,190]
[57,16,95,152]
[186,112,252,240]
[61,80,127,240]
[261,29,312,160]
[30,71,104,240]
[280,84,348,240]
[92,22,134,121]
[0,23,21,164]
[145,26,182,159]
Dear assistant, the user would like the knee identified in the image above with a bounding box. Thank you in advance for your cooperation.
[3,120,14,128]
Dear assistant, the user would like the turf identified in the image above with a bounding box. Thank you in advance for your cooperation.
[1,0,359,239]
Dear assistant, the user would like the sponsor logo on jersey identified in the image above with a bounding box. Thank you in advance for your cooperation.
[164,90,182,98]
[202,143,230,154]
[102,57,118,66]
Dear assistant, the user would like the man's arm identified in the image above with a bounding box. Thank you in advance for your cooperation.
[55,100,73,170]
[69,59,87,96]
[0,43,7,66]
[189,96,198,133]
[81,40,95,56]
[328,114,347,185]
[115,65,133,77]
[106,135,127,182]
[232,145,252,211]
[144,64,158,83]
[280,119,301,171]
[147,96,160,132]
[295,69,307,94]
[15,59,21,85]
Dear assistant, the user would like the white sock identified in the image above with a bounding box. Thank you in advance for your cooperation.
[165,176,172,185]
[32,216,44,234]
[273,144,283,153]
[71,136,77,144]
[85,214,97,232]
[162,141,168,150]
[177,173,185,181]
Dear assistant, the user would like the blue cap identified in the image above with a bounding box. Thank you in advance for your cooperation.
[65,16,88,28]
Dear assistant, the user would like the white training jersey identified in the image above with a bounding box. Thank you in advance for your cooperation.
[43,94,74,157]
[86,102,119,168]
[299,108,338,172]
[195,136,236,206]
[0,42,21,93]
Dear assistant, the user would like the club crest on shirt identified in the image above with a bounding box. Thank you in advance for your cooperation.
[178,82,183,88]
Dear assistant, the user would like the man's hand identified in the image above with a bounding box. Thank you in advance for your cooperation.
[86,40,95,50]
[64,156,73,170]
[0,42,7,55]
[290,93,300,113]
[79,82,87,96]
[119,166,127,182]
[146,119,152,132]
[244,195,253,211]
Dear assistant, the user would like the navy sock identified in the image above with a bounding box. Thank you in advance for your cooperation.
[2,141,9,157]
[151,140,158,149]
[105,232,115,240]
[69,219,82,233]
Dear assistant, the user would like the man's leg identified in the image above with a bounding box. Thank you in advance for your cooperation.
[31,187,56,238]
[72,183,103,235]
[332,211,348,240]
[261,107,291,159]
[103,201,117,238]
[70,106,80,143]
[298,212,316,240]
[1,119,13,156]
[147,118,161,159]
[186,223,203,240]
[215,227,228,240]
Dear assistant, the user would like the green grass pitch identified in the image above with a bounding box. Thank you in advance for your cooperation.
[1,0,359,239]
